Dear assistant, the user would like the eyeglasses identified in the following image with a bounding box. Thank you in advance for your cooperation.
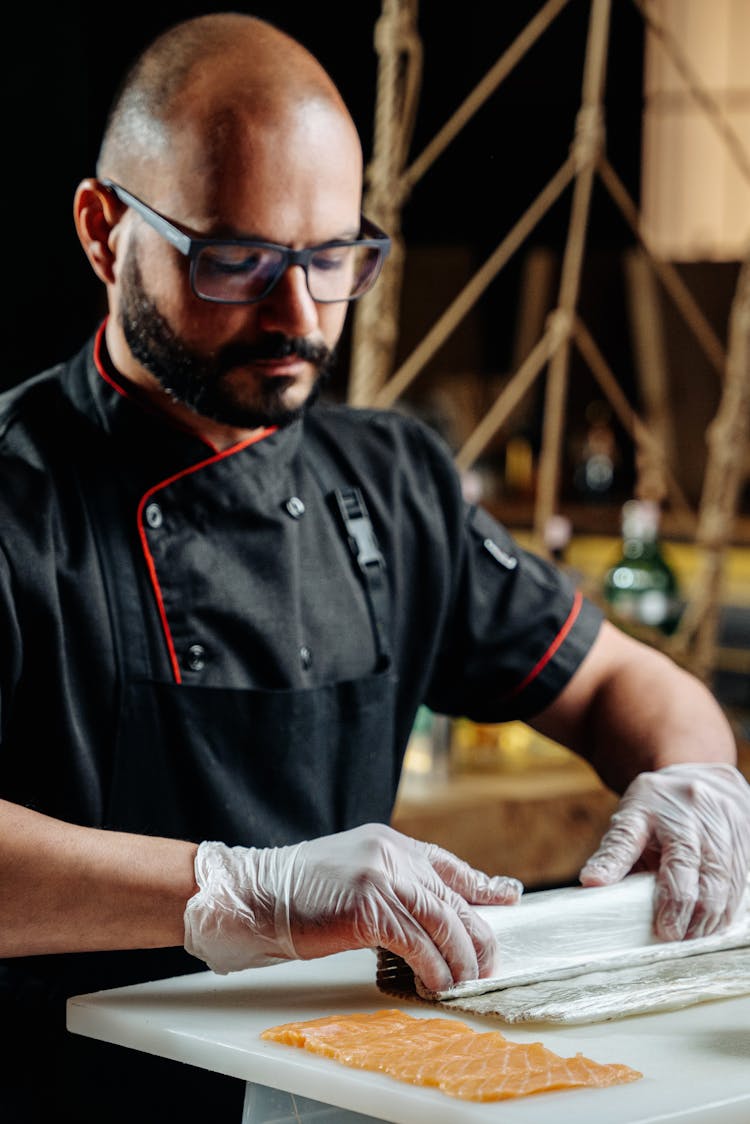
[102,180,391,305]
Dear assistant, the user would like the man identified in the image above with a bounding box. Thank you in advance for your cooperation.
[1,11,748,1123]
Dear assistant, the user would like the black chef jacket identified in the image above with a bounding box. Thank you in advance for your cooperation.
[0,324,603,1122]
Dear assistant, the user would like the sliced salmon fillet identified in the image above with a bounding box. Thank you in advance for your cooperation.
[261,1008,642,1102]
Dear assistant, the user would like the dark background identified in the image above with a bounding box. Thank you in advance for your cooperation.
[7,0,645,388]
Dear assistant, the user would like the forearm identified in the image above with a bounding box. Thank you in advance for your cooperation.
[0,799,198,957]
[533,620,737,793]
[583,654,734,792]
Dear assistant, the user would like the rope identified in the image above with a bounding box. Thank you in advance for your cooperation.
[455,312,571,472]
[598,158,726,378]
[534,0,612,550]
[367,0,423,205]
[373,154,578,409]
[571,316,696,529]
[348,0,422,407]
[669,247,750,681]
[352,0,571,407]
[348,238,407,407]
[401,0,570,195]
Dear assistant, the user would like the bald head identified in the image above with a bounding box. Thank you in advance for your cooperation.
[97,13,359,191]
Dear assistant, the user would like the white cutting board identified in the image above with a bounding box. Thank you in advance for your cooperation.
[67,949,750,1123]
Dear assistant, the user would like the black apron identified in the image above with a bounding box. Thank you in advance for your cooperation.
[5,433,400,1124]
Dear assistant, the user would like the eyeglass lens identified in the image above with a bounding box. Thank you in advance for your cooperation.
[194,242,383,303]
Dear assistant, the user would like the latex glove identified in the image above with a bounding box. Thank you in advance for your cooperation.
[580,762,750,941]
[184,823,522,991]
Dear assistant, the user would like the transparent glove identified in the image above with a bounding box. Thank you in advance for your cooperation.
[580,763,750,941]
[184,823,522,991]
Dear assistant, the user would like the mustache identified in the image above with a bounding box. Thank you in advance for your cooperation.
[217,334,332,372]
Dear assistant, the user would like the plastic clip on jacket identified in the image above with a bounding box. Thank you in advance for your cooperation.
[335,488,386,578]
[333,487,390,670]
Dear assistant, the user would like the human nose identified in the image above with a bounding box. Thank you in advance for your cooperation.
[256,263,319,337]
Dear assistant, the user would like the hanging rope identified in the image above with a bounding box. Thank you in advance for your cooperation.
[350,0,570,407]
[401,0,570,196]
[534,0,611,551]
[348,0,422,407]
[455,311,571,472]
[571,316,696,528]
[374,155,577,409]
[367,0,423,206]
[669,249,750,682]
[597,158,726,378]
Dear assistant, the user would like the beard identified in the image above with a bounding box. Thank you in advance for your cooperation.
[118,250,336,429]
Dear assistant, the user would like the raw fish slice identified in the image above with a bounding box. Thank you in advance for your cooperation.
[261,1008,642,1102]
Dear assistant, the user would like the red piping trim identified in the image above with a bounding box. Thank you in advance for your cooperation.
[137,506,183,682]
[505,589,584,701]
[93,321,130,401]
[137,432,275,683]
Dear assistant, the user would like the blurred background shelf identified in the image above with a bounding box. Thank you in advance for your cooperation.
[392,720,750,890]
[392,756,618,889]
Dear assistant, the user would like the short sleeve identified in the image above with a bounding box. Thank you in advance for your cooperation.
[425,502,603,722]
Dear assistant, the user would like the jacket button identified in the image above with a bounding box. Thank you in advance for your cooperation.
[145,502,163,529]
[184,644,206,672]
[299,645,313,670]
[285,496,306,519]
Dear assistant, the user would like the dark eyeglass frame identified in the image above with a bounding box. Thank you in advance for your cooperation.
[102,179,391,305]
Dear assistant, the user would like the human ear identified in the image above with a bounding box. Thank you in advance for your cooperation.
[73,178,124,285]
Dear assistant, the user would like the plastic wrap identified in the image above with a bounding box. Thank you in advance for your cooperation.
[438,946,750,1024]
[376,872,750,1024]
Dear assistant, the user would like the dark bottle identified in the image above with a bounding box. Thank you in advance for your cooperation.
[603,500,682,636]
[572,400,619,503]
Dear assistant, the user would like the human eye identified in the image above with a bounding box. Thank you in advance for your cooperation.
[200,244,267,276]
[310,246,351,272]
[194,242,283,301]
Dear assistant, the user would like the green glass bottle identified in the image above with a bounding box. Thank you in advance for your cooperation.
[603,500,682,636]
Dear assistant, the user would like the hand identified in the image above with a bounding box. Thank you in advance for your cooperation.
[184,823,522,991]
[580,763,750,940]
